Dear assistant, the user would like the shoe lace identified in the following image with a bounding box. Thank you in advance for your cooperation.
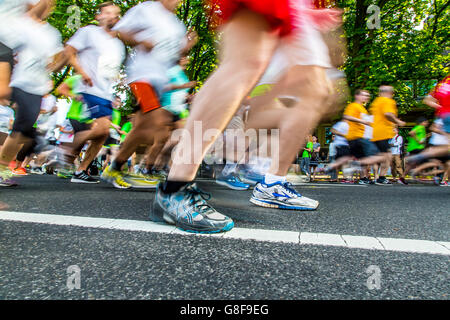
[186,184,213,214]
[281,182,302,197]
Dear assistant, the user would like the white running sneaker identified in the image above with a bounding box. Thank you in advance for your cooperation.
[250,181,319,210]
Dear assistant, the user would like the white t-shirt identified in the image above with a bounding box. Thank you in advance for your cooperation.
[362,114,374,140]
[332,121,349,146]
[10,22,63,95]
[113,1,187,94]
[67,25,125,101]
[0,0,38,17]
[0,0,40,51]
[429,119,449,146]
[389,135,403,155]
[0,105,14,133]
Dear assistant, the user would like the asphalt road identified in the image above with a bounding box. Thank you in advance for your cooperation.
[0,174,449,300]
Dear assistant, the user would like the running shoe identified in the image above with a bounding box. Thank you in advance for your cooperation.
[240,170,265,185]
[151,183,234,234]
[71,170,100,184]
[124,175,159,189]
[57,169,72,179]
[375,178,393,185]
[12,167,27,176]
[150,170,168,181]
[250,181,319,210]
[440,181,449,187]
[433,176,441,186]
[343,164,362,177]
[0,165,18,187]
[101,166,132,189]
[30,167,45,175]
[216,173,250,190]
[397,177,408,185]
[340,179,354,184]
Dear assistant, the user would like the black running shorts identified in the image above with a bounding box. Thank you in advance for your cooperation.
[11,87,42,138]
[0,41,14,69]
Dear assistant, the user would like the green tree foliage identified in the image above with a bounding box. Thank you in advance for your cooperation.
[337,0,449,114]
[47,0,449,116]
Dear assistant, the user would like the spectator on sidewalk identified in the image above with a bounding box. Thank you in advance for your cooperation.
[328,134,338,182]
[309,135,321,181]
[301,135,314,181]
[389,127,407,185]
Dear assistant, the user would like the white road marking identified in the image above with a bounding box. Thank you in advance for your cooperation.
[1,211,449,256]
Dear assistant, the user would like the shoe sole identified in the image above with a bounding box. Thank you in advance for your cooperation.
[101,173,132,189]
[215,180,250,191]
[129,184,158,189]
[240,178,260,185]
[249,197,318,211]
[177,221,235,234]
[70,178,100,184]
[150,199,234,234]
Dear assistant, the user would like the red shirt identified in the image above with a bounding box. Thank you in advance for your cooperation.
[430,75,450,116]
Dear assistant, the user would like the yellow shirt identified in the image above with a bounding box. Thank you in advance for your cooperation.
[343,102,368,141]
[370,97,397,141]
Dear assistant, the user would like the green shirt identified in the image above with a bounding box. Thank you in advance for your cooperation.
[407,125,426,152]
[111,109,121,126]
[120,121,132,143]
[64,75,91,123]
[302,141,314,158]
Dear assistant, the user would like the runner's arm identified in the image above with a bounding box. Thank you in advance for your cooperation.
[384,113,405,127]
[181,30,198,55]
[165,81,197,91]
[423,95,441,111]
[64,45,93,87]
[343,115,371,126]
[27,0,54,20]
[330,128,346,137]
[430,123,446,136]
[114,30,154,52]
[56,82,80,100]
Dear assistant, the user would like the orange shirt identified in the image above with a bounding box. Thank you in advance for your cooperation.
[370,97,397,141]
[343,102,368,141]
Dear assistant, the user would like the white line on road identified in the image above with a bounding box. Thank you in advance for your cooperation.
[1,211,449,256]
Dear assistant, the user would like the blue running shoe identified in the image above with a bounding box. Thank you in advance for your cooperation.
[240,170,265,185]
[215,174,250,190]
[150,183,235,234]
[250,181,319,210]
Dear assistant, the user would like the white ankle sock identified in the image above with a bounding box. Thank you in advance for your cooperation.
[264,173,286,185]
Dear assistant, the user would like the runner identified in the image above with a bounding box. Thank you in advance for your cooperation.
[369,85,406,184]
[63,2,126,184]
[0,0,52,102]
[408,118,449,184]
[0,2,66,187]
[11,93,58,175]
[102,0,197,189]
[407,117,429,156]
[407,75,450,164]
[0,103,14,148]
[318,89,377,184]
[145,56,195,179]
[151,0,342,233]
